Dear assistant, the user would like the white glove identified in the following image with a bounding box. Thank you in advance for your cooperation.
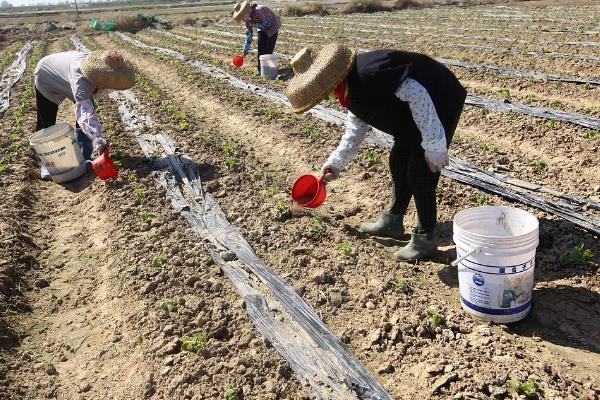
[93,137,108,157]
[320,163,340,182]
[424,150,449,173]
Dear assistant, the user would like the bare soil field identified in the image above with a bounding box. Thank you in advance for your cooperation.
[0,1,598,399]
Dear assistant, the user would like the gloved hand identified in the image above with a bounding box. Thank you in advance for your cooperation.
[320,163,341,182]
[424,149,449,173]
[93,137,109,157]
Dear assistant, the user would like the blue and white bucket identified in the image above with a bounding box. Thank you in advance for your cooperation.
[452,206,539,323]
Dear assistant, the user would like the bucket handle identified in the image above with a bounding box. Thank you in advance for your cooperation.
[451,246,482,267]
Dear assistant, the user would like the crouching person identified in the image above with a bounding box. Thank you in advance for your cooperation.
[284,44,466,261]
[34,49,135,176]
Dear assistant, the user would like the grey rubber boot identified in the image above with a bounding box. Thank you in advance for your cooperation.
[393,232,438,261]
[359,213,404,240]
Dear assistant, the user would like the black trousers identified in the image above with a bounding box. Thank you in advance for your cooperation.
[257,31,278,73]
[36,88,59,131]
[389,104,464,233]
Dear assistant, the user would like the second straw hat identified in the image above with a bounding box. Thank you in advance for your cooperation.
[285,43,356,114]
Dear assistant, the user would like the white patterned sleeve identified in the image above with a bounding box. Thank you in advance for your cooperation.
[395,78,447,152]
[75,99,103,141]
[324,111,370,171]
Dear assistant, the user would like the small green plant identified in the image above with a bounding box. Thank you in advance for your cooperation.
[173,111,186,120]
[544,119,556,129]
[0,165,7,175]
[583,130,599,140]
[139,211,156,222]
[508,378,539,397]
[224,388,238,400]
[497,88,510,97]
[194,131,211,142]
[482,144,500,154]
[148,231,161,240]
[548,99,562,108]
[159,296,185,311]
[395,279,410,294]
[426,308,445,327]
[181,332,207,352]
[528,161,547,170]
[509,112,521,120]
[468,194,487,206]
[248,169,262,178]
[178,121,190,131]
[134,188,146,199]
[113,159,123,169]
[481,108,490,116]
[301,126,322,142]
[226,157,239,169]
[264,108,280,119]
[338,242,354,257]
[152,256,168,268]
[364,149,382,163]
[124,173,137,181]
[562,243,594,267]
[7,143,20,153]
[222,142,234,154]
[275,198,290,214]
[307,217,326,236]
[263,186,278,197]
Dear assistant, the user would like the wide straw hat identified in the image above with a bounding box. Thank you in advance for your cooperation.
[285,43,356,114]
[232,0,251,21]
[80,50,135,90]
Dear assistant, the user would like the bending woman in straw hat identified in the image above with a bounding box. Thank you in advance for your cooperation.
[285,44,467,261]
[233,0,281,73]
[34,49,135,175]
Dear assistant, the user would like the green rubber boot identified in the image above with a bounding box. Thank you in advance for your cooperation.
[359,213,404,240]
[393,232,438,261]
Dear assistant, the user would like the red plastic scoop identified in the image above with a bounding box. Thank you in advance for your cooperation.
[291,170,330,208]
[232,55,244,68]
[92,150,119,180]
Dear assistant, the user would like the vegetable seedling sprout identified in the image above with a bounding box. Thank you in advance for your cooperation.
[364,149,381,163]
[528,161,547,171]
[152,256,168,268]
[139,211,156,222]
[181,332,207,352]
[224,388,238,400]
[562,243,594,267]
[426,308,445,327]
[508,378,539,398]
[468,194,487,206]
[134,188,146,199]
[159,296,185,311]
[307,217,326,236]
[338,242,354,257]
[395,279,410,294]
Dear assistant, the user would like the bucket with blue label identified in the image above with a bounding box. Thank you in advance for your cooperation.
[452,206,539,323]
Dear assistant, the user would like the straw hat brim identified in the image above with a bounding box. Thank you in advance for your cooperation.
[285,45,356,114]
[80,51,135,90]
[233,1,251,21]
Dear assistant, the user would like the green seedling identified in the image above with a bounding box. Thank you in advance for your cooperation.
[152,256,168,268]
[134,188,146,199]
[275,198,290,214]
[562,243,594,267]
[248,169,262,178]
[548,99,562,108]
[301,126,322,142]
[225,157,239,169]
[510,112,521,120]
[181,332,207,352]
[482,144,500,154]
[139,211,156,222]
[264,108,280,119]
[525,93,537,101]
[544,119,556,128]
[124,173,137,181]
[173,111,186,120]
[508,378,539,398]
[307,217,326,236]
[364,149,382,163]
[0,165,7,175]
[7,143,20,153]
[148,231,161,240]
[426,308,445,327]
[468,194,487,206]
[480,108,490,116]
[528,161,547,170]
[583,130,599,140]
[497,88,510,97]
[194,131,211,142]
[395,279,410,294]
[263,186,278,197]
[159,296,185,311]
[113,160,123,169]
[338,242,354,257]
[224,388,238,400]
[178,121,190,131]
[222,142,234,154]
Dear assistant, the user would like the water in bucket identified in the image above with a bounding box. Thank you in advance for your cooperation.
[452,206,539,323]
[30,123,87,183]
[259,54,279,80]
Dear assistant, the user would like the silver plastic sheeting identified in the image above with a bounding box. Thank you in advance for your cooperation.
[0,41,35,119]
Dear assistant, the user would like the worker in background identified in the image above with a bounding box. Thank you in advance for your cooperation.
[233,0,281,74]
[285,44,466,261]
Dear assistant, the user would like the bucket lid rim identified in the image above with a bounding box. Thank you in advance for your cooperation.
[30,123,74,144]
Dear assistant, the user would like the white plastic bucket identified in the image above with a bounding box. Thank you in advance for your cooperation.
[452,206,539,323]
[30,123,87,183]
[259,54,279,80]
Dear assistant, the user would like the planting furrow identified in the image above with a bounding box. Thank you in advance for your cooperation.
[149,29,600,130]
[0,41,35,119]
[75,34,394,398]
[110,33,600,234]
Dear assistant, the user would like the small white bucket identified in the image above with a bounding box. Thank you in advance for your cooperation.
[452,206,539,323]
[30,123,87,183]
[259,54,279,80]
